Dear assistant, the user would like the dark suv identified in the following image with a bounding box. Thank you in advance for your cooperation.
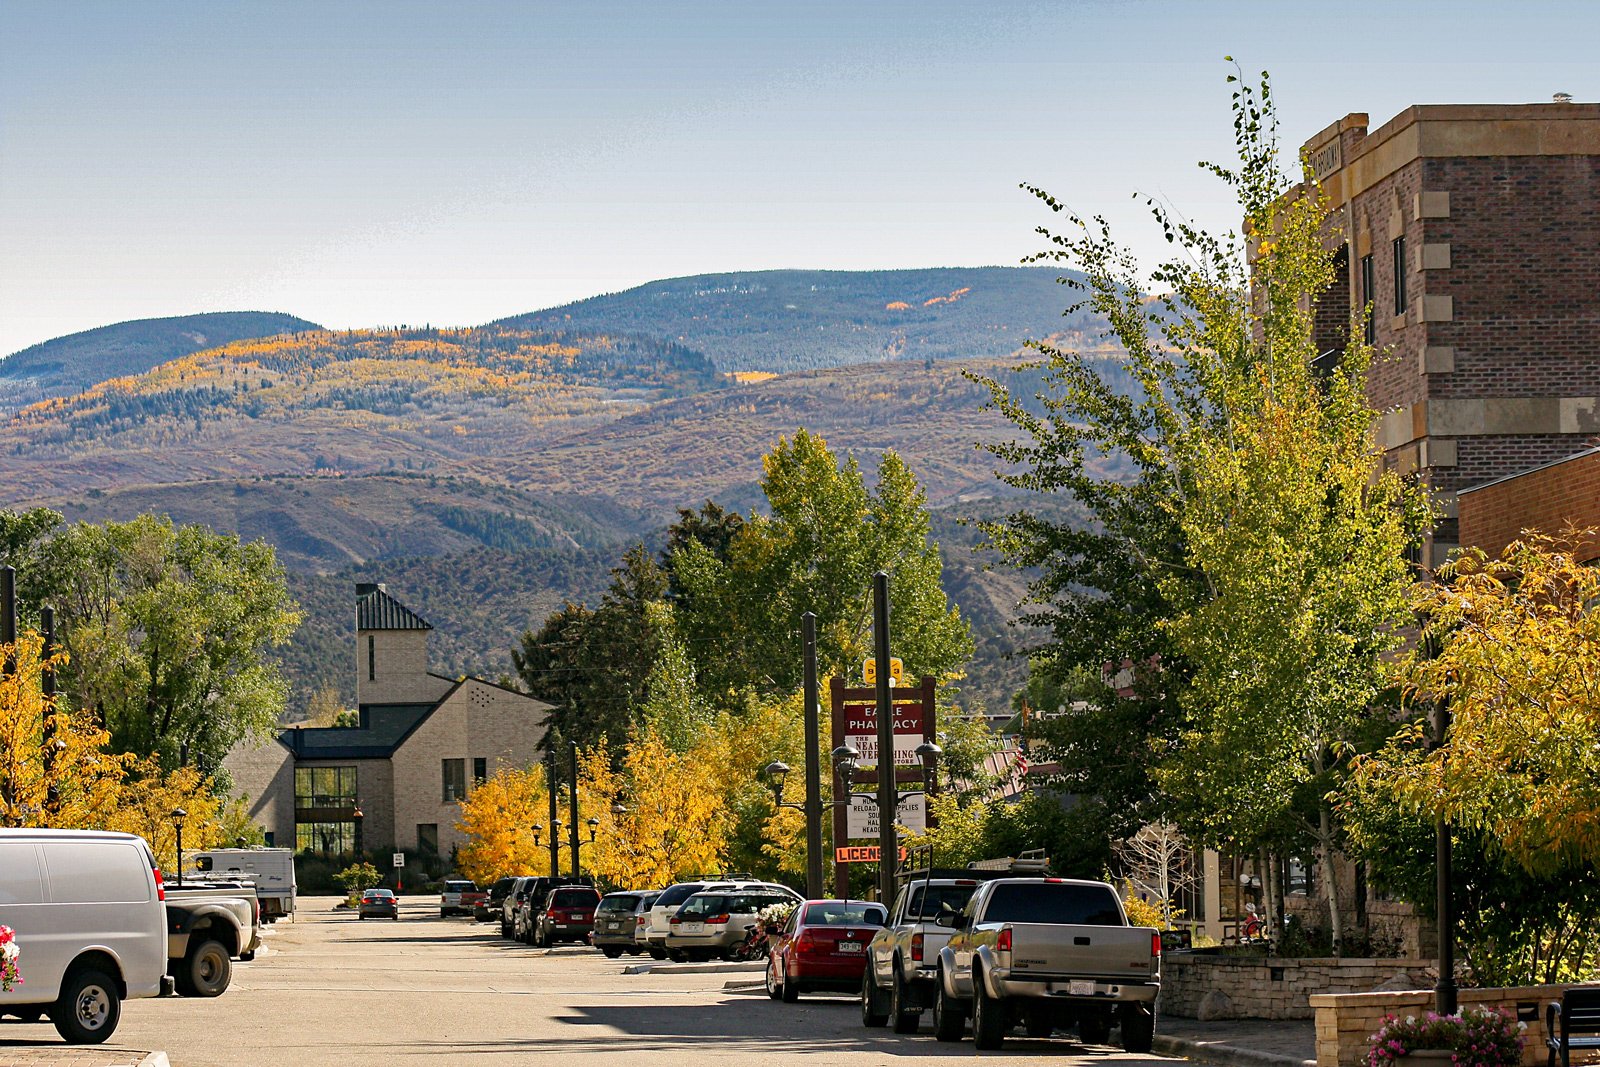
[481,875,523,923]
[535,884,602,947]
[514,876,595,944]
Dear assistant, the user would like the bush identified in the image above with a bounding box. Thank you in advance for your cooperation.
[1368,1007,1524,1067]
[334,862,381,903]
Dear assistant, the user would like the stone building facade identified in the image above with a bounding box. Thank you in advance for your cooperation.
[224,583,551,860]
[1300,101,1600,562]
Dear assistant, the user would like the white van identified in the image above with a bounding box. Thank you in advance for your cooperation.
[0,829,172,1043]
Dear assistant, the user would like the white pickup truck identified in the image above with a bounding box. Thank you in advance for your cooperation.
[933,877,1160,1051]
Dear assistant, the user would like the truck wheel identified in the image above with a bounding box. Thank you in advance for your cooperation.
[1119,1004,1155,1054]
[971,966,1007,1050]
[1079,1014,1112,1044]
[861,968,889,1027]
[1025,1010,1055,1038]
[50,968,121,1044]
[932,966,965,1042]
[184,938,232,998]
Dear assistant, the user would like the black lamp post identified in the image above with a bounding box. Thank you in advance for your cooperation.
[352,804,365,859]
[170,806,188,886]
[1434,694,1456,1015]
[532,822,543,850]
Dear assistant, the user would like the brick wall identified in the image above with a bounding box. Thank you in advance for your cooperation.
[1458,448,1600,559]
[1312,985,1578,1067]
[1162,955,1424,1021]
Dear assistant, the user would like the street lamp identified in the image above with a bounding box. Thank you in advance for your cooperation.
[532,822,543,849]
[170,807,188,886]
[586,816,600,843]
[352,804,365,859]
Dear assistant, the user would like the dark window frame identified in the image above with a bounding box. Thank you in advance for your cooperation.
[442,758,467,803]
[367,634,375,681]
[473,757,488,785]
[1360,253,1376,344]
[1392,236,1408,315]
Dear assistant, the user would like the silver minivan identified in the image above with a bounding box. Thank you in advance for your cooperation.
[0,829,171,1043]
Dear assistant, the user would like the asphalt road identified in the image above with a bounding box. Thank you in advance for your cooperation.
[0,896,1187,1066]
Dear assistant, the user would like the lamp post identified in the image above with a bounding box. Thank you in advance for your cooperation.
[170,807,188,886]
[800,611,824,900]
[568,740,581,879]
[352,804,365,859]
[1434,693,1456,1015]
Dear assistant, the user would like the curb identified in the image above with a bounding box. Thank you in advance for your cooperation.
[1154,1033,1317,1067]
[138,1055,172,1067]
[622,961,767,976]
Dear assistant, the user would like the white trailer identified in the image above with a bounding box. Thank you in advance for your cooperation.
[191,848,297,921]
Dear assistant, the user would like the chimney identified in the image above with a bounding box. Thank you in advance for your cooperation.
[1553,92,1574,104]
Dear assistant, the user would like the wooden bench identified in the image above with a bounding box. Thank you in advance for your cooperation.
[1547,986,1600,1067]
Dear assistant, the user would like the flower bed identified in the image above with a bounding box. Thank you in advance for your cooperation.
[0,925,21,992]
[1369,1008,1525,1067]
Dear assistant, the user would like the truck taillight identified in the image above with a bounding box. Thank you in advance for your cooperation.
[996,927,1012,952]
[911,932,924,962]
[1152,931,1162,956]
[154,866,166,901]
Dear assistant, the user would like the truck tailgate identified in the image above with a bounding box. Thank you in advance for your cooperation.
[1004,923,1158,981]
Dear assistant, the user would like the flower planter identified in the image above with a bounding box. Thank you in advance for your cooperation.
[1405,1052,1454,1062]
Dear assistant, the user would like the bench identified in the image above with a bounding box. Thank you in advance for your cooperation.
[1547,987,1600,1067]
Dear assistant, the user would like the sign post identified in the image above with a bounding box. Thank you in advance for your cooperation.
[393,851,405,893]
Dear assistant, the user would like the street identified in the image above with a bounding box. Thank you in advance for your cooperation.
[2,897,1186,1067]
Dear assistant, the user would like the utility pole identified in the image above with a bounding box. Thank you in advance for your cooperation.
[802,612,823,900]
[873,572,895,904]
[1434,694,1457,1015]
[546,750,561,878]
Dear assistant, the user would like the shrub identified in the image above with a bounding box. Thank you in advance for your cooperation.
[1367,1007,1524,1067]
[334,862,382,904]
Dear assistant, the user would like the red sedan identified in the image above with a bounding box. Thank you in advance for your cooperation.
[766,899,888,1003]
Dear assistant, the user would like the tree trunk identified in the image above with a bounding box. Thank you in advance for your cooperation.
[1319,803,1344,957]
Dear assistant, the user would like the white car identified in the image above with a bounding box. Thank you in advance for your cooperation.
[0,829,172,1044]
[644,879,797,961]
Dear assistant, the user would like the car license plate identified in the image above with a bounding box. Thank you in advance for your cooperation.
[682,922,704,934]
[836,941,863,953]
[1070,980,1095,996]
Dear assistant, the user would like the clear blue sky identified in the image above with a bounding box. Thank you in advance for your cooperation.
[1,0,1594,353]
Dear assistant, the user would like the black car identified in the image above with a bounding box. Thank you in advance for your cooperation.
[358,888,399,920]
[481,875,523,923]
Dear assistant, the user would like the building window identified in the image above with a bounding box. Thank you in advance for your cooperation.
[1287,856,1316,896]
[1392,236,1407,315]
[442,758,466,803]
[473,757,488,785]
[1360,254,1375,344]
[417,824,439,855]
[367,635,375,681]
[295,765,358,808]
[296,820,357,855]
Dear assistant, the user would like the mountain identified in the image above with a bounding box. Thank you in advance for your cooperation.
[498,266,1095,373]
[0,311,320,411]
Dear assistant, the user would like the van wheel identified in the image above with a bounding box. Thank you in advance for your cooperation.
[183,939,232,997]
[51,968,121,1044]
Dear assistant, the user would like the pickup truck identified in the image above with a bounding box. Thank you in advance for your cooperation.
[440,879,483,918]
[164,882,263,997]
[861,871,992,1033]
[933,877,1160,1052]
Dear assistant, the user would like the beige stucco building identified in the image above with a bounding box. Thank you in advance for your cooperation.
[224,583,551,859]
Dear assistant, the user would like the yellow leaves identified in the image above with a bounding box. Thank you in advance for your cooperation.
[452,765,554,884]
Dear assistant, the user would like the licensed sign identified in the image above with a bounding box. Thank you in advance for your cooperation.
[835,844,908,864]
[846,792,926,839]
[392,853,406,868]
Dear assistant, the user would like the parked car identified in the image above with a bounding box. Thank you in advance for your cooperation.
[766,899,887,1002]
[439,879,481,918]
[359,889,400,920]
[0,829,172,1044]
[515,876,594,944]
[666,885,801,963]
[861,871,989,1032]
[188,846,297,922]
[533,884,602,947]
[642,879,741,959]
[480,875,523,923]
[631,890,662,951]
[164,881,262,998]
[503,876,536,939]
[592,891,657,957]
[934,877,1161,1051]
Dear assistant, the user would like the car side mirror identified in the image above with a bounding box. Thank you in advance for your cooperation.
[937,913,968,930]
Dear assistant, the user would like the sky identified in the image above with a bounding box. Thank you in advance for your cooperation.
[1,0,1596,354]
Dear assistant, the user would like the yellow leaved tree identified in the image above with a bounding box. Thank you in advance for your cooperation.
[453,765,555,884]
[583,727,729,888]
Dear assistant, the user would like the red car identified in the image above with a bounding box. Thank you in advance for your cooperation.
[535,885,602,946]
[766,899,888,1002]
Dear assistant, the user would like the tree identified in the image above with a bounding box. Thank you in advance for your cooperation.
[972,66,1428,951]
[672,430,972,698]
[453,765,553,884]
[1115,822,1196,928]
[27,514,301,772]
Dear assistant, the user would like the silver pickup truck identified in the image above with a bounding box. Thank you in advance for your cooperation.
[164,882,262,998]
[861,872,991,1033]
[933,877,1160,1051]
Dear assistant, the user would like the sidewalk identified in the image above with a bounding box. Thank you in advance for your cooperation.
[0,1049,167,1067]
[1158,1018,1317,1067]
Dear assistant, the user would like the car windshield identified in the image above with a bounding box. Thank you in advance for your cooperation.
[551,888,597,907]
[444,881,475,892]
[598,894,640,913]
[364,890,394,899]
[656,883,706,907]
[984,883,1123,926]
[907,883,978,919]
[804,902,886,926]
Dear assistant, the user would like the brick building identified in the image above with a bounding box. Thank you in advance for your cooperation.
[224,583,551,859]
[1457,446,1600,560]
[1300,100,1600,561]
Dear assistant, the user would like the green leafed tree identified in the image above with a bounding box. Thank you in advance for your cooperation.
[972,67,1430,951]
[671,429,972,699]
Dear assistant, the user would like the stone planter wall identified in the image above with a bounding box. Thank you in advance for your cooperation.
[1161,954,1427,1020]
[1310,985,1579,1067]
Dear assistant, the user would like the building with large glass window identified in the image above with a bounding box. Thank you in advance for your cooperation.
[225,583,552,860]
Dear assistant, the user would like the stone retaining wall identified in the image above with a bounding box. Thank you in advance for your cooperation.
[1162,955,1426,1020]
[1310,986,1578,1067]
